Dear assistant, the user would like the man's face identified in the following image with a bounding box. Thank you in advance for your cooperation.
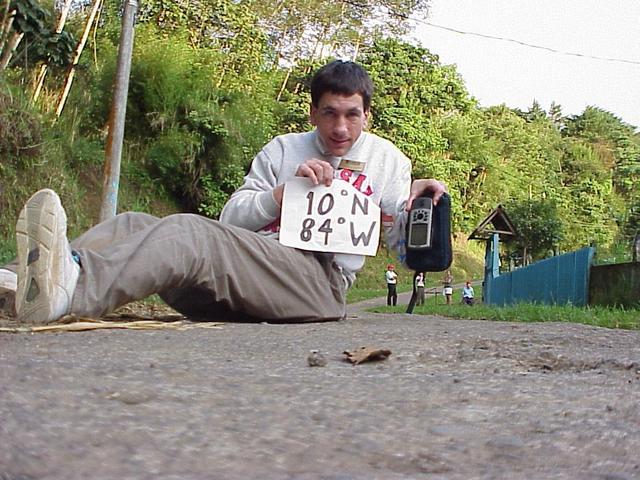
[310,92,369,157]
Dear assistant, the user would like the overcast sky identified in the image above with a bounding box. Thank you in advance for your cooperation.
[408,0,640,130]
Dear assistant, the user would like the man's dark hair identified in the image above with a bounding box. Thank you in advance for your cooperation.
[310,60,374,111]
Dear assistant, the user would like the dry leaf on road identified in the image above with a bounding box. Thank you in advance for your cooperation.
[343,346,392,365]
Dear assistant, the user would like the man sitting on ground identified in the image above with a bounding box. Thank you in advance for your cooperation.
[0,60,446,324]
[462,281,475,306]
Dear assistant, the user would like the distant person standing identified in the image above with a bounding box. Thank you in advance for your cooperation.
[443,270,453,305]
[385,264,398,306]
[415,272,426,306]
[462,281,475,305]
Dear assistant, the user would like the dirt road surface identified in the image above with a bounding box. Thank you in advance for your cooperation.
[2,293,639,480]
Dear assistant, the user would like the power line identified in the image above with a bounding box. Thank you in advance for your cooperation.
[340,0,640,65]
[417,20,640,66]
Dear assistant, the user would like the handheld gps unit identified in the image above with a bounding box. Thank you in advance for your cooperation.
[405,193,452,272]
[407,197,433,250]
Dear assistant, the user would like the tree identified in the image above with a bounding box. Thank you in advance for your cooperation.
[564,107,639,196]
[251,0,429,66]
[504,198,564,265]
[96,24,281,214]
[515,99,546,123]
[0,0,74,71]
[563,107,640,241]
[477,105,563,213]
[432,110,498,233]
[548,102,564,131]
[357,38,474,230]
[136,0,269,91]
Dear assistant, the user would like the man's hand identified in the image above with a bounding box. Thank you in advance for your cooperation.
[273,158,335,206]
[295,158,334,186]
[406,179,448,211]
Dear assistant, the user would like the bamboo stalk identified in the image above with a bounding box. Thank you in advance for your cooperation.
[92,0,103,66]
[0,6,20,71]
[32,0,73,102]
[55,0,102,117]
[352,30,361,61]
[0,30,23,70]
[276,67,291,101]
[0,5,15,53]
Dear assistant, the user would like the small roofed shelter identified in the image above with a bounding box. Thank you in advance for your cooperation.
[469,206,518,303]
[468,205,517,242]
[470,206,599,307]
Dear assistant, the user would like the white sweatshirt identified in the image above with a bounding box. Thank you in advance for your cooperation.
[219,129,411,285]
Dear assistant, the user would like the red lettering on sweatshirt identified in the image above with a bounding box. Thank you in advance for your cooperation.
[338,169,373,196]
[261,218,281,233]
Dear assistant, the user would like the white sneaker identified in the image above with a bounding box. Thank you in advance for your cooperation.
[16,189,80,324]
[0,268,17,317]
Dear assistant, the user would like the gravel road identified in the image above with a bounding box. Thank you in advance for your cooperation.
[1,293,639,480]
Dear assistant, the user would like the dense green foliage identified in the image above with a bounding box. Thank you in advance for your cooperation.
[503,198,564,264]
[1,0,638,271]
[0,0,75,70]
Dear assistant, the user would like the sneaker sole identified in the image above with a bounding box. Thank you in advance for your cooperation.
[0,269,17,317]
[0,288,16,317]
[16,189,69,324]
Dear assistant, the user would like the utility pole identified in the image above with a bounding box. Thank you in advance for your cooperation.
[99,0,138,222]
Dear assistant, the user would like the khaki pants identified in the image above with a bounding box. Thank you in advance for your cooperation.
[8,213,346,323]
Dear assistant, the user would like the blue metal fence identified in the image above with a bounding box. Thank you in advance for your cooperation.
[483,234,595,307]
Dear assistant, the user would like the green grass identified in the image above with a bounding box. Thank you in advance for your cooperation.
[346,286,414,303]
[368,290,640,330]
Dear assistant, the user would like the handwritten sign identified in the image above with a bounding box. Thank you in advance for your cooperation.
[280,178,380,256]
